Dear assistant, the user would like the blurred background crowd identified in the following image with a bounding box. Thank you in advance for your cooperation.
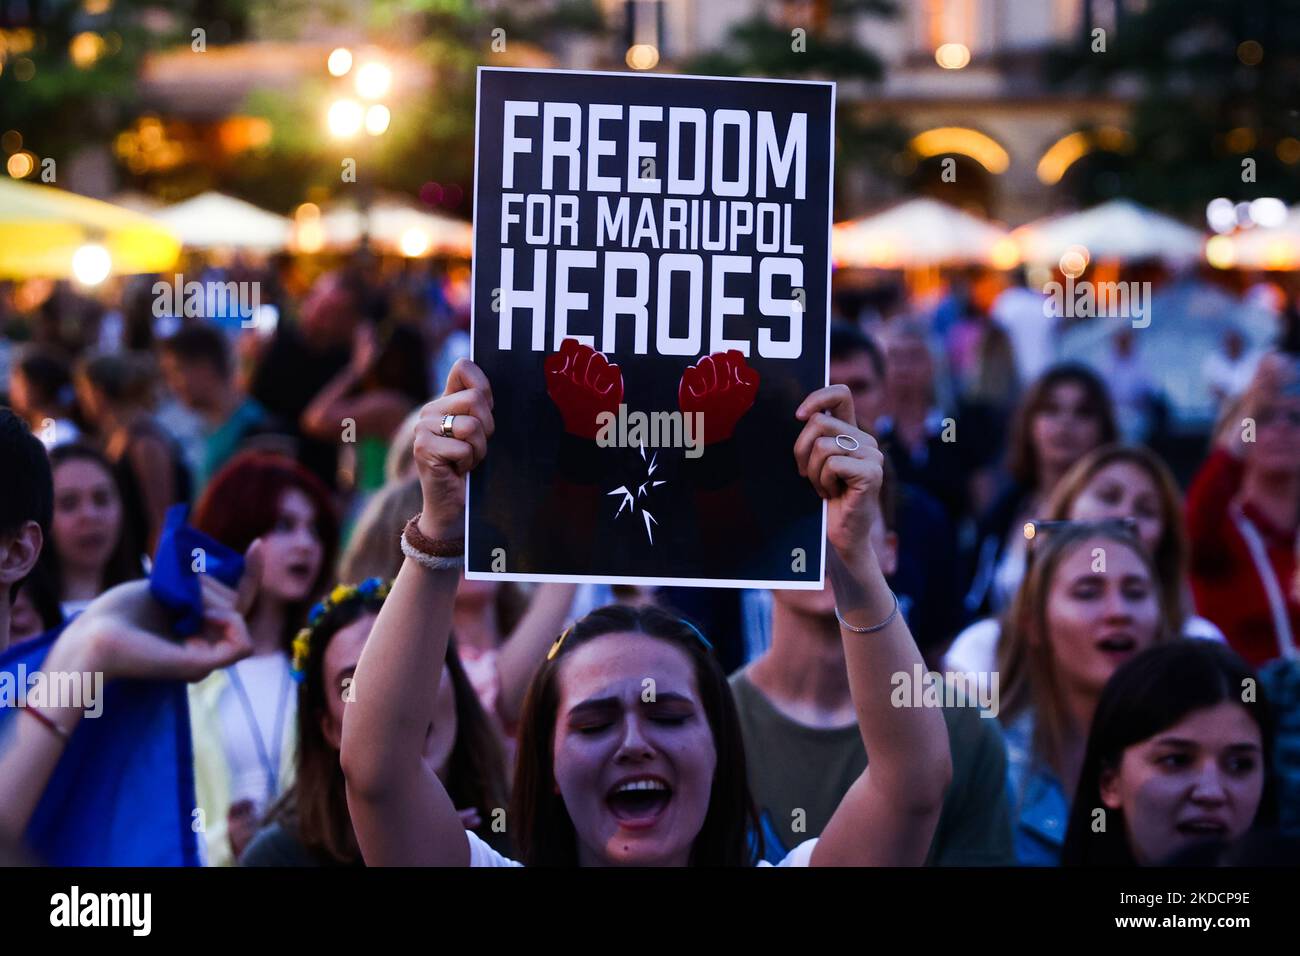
[2,0,1300,869]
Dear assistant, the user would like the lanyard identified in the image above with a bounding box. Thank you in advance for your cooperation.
[227,660,292,803]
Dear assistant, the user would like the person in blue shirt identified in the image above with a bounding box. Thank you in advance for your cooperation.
[996,520,1170,865]
[0,407,260,862]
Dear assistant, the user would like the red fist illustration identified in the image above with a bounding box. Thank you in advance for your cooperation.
[679,350,760,445]
[545,338,624,440]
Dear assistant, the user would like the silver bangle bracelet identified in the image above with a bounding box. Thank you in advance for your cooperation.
[834,591,899,634]
[400,531,465,570]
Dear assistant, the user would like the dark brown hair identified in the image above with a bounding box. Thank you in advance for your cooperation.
[1006,363,1118,487]
[510,603,760,866]
[270,587,510,864]
[1062,641,1276,865]
[38,443,144,598]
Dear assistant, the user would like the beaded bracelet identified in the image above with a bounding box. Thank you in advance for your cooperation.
[400,513,465,570]
[834,591,900,634]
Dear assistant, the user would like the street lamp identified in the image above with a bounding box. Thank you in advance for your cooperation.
[325,51,393,252]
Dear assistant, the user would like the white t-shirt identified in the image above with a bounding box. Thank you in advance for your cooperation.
[1202,350,1260,403]
[465,830,820,867]
[991,286,1055,384]
[943,615,1227,676]
[216,653,296,813]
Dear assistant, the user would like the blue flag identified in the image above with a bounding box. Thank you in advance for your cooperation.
[0,628,201,866]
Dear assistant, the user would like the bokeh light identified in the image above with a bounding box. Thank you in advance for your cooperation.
[69,32,105,69]
[399,227,431,258]
[364,104,391,136]
[625,44,659,70]
[327,99,364,139]
[1059,245,1089,277]
[72,244,112,286]
[1205,235,1236,269]
[327,47,353,77]
[1206,198,1237,234]
[355,61,392,100]
[1249,197,1288,228]
[6,151,34,178]
[935,43,971,69]
[990,238,1020,270]
[1225,128,1256,153]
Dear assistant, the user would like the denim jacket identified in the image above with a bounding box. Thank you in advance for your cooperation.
[1260,657,1300,835]
[1002,710,1069,866]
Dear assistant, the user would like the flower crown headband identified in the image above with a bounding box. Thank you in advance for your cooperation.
[291,576,392,682]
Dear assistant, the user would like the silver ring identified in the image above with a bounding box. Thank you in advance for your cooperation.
[441,414,456,439]
[835,433,861,452]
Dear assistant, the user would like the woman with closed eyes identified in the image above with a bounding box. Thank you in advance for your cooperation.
[340,359,953,866]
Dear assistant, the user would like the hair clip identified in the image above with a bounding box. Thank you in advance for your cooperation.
[546,625,574,661]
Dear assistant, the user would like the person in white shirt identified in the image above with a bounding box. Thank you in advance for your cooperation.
[991,271,1055,385]
[1202,327,1261,411]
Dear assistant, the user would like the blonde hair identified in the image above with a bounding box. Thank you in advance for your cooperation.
[997,523,1174,775]
[384,409,421,485]
[1043,444,1189,635]
[337,477,422,583]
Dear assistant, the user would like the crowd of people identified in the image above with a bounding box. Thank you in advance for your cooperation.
[0,255,1298,867]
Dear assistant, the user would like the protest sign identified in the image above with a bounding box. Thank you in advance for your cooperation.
[468,67,834,588]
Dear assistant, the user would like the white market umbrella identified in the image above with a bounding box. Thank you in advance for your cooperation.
[155,191,293,251]
[319,197,472,258]
[832,198,1014,269]
[1013,199,1204,266]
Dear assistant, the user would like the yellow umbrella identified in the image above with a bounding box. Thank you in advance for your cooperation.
[0,178,180,281]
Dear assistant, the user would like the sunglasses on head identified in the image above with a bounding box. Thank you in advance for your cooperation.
[1023,516,1140,542]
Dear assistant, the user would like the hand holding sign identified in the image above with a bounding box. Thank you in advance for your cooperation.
[545,338,624,440]
[679,350,760,445]
[794,384,883,571]
[413,358,495,539]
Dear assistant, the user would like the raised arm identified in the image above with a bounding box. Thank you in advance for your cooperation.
[494,582,577,728]
[300,326,412,442]
[792,385,953,867]
[340,358,493,866]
